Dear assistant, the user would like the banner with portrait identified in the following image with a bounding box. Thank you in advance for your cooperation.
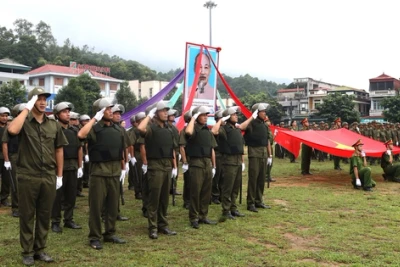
[183,43,219,113]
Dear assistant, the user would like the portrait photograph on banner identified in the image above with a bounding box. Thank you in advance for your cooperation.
[184,43,219,113]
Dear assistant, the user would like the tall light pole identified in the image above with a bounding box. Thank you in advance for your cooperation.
[204,1,217,46]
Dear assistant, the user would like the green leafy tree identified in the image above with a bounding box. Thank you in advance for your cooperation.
[54,81,87,115]
[13,19,33,38]
[316,92,360,123]
[0,80,27,109]
[381,96,400,122]
[34,21,56,48]
[114,81,137,111]
[240,91,284,124]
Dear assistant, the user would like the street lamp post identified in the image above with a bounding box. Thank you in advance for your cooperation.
[204,1,217,46]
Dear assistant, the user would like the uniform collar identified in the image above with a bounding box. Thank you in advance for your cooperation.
[27,111,48,123]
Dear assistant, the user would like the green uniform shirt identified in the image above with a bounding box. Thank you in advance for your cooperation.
[86,120,126,177]
[187,123,217,168]
[14,113,68,176]
[0,126,5,159]
[381,152,391,170]
[62,125,83,171]
[349,154,364,177]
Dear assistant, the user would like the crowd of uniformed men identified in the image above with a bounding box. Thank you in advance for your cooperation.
[0,87,399,265]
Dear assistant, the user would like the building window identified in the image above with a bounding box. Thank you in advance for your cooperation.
[110,83,117,90]
[39,78,45,86]
[372,100,383,110]
[138,89,141,98]
[54,77,63,86]
[98,82,105,90]
[149,87,153,98]
[29,79,33,86]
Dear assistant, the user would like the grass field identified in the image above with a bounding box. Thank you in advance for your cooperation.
[1,157,400,266]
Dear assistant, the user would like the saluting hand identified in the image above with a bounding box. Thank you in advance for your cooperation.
[25,95,38,111]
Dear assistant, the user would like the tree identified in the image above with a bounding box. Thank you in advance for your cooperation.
[240,91,284,124]
[0,80,27,109]
[35,21,56,48]
[316,92,360,123]
[381,96,400,122]
[13,19,34,38]
[54,81,87,115]
[114,81,137,111]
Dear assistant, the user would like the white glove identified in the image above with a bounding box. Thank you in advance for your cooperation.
[94,107,105,121]
[120,170,126,184]
[212,167,216,178]
[142,164,148,174]
[397,141,399,146]
[387,150,392,156]
[125,162,130,173]
[361,151,366,157]
[252,109,258,119]
[25,95,38,111]
[56,176,63,190]
[178,154,182,162]
[356,178,361,187]
[182,163,189,173]
[193,112,201,120]
[84,154,89,162]
[267,157,273,165]
[81,161,84,169]
[172,168,177,179]
[127,153,132,161]
[148,107,157,119]
[77,167,83,178]
[242,162,245,171]
[4,161,11,170]
[356,126,360,132]
[222,115,230,122]
[130,157,137,166]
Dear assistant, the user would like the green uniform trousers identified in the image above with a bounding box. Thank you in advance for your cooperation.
[4,154,18,212]
[301,144,312,173]
[147,169,171,231]
[333,156,341,169]
[88,175,119,241]
[221,164,241,213]
[18,173,56,256]
[52,170,77,224]
[384,164,400,181]
[351,167,375,188]
[170,154,179,193]
[266,149,273,180]
[129,159,143,197]
[0,159,11,202]
[189,165,212,222]
[211,152,223,200]
[247,157,266,206]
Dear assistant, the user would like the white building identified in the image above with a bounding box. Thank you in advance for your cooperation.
[0,58,30,86]
[128,80,169,99]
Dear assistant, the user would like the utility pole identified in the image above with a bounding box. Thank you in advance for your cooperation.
[203,1,217,46]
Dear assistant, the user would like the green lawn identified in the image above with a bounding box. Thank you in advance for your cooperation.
[1,158,400,266]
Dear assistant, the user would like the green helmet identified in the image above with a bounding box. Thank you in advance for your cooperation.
[222,106,241,117]
[183,110,192,123]
[28,87,51,101]
[79,114,90,121]
[251,103,269,112]
[167,109,179,117]
[0,107,11,115]
[192,106,210,116]
[135,112,146,122]
[214,109,224,119]
[53,102,73,115]
[11,103,27,117]
[111,104,125,114]
[92,98,114,114]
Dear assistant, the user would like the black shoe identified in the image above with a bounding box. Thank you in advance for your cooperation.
[33,252,54,262]
[149,231,158,239]
[128,186,135,191]
[117,215,129,221]
[382,174,387,181]
[135,192,143,200]
[51,223,62,233]
[1,200,11,207]
[211,198,221,204]
[301,172,313,175]
[158,228,177,235]
[290,160,297,163]
[76,191,85,197]
[89,239,103,250]
[173,191,182,196]
[266,178,276,182]
[219,213,235,222]
[247,205,258,212]
[231,210,245,217]
[255,203,271,209]
[190,221,200,229]
[363,187,373,192]
[12,210,20,217]
[142,209,148,218]
[334,167,342,170]
[104,236,126,244]
[22,256,34,266]
[199,218,217,225]
[64,221,82,229]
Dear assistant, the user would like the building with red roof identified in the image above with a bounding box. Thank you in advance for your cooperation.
[368,73,399,118]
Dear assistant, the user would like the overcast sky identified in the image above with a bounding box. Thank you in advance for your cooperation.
[2,0,399,90]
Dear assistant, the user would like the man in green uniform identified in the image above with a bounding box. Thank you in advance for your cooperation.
[51,102,83,233]
[211,109,224,204]
[179,110,192,210]
[265,117,276,182]
[331,117,342,170]
[0,106,11,207]
[288,120,297,163]
[167,108,182,196]
[78,98,127,250]
[138,102,177,239]
[2,104,26,217]
[185,106,218,229]
[244,103,272,212]
[349,139,376,191]
[381,139,400,182]
[300,118,313,175]
[78,114,91,194]
[8,87,68,265]
[212,106,253,221]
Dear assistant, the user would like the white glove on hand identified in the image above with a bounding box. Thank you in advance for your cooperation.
[361,151,366,157]
[252,109,258,119]
[94,107,105,122]
[356,178,362,187]
[397,141,399,146]
[172,168,177,179]
[267,157,273,166]
[242,162,245,172]
[77,168,83,178]
[212,167,216,178]
[56,176,63,190]
[193,112,201,120]
[120,170,126,184]
[148,107,157,119]
[387,150,392,156]
[178,154,182,162]
[25,95,38,111]
[182,163,189,173]
[4,161,11,170]
[130,157,137,166]
[222,115,230,122]
[81,161,84,169]
[142,164,148,174]
[125,162,130,173]
[84,154,89,162]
